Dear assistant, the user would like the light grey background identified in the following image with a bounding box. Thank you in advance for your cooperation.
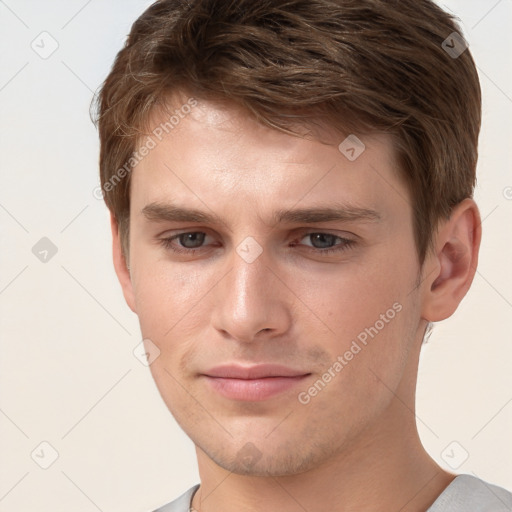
[0,1,511,511]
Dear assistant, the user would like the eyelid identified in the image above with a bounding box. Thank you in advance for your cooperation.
[294,228,357,238]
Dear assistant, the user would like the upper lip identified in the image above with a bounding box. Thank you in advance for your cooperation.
[203,364,310,379]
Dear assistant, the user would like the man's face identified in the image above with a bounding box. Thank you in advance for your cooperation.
[122,93,426,476]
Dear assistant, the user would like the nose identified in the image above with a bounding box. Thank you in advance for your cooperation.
[211,244,292,343]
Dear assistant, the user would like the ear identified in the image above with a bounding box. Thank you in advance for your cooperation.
[110,213,137,313]
[421,198,482,322]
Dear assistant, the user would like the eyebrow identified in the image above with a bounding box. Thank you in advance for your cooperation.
[141,202,381,226]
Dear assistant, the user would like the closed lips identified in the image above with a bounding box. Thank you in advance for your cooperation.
[203,364,311,379]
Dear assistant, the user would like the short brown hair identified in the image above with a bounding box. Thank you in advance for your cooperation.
[94,0,481,265]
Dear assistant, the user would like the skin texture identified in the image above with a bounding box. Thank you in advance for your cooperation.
[112,92,481,512]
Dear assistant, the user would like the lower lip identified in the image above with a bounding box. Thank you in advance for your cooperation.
[203,375,310,401]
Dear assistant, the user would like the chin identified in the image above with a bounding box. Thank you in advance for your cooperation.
[199,437,334,477]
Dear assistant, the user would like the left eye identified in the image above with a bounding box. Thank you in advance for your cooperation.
[292,232,356,255]
[299,232,343,249]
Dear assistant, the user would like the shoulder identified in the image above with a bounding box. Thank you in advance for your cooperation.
[150,484,200,512]
[427,474,512,512]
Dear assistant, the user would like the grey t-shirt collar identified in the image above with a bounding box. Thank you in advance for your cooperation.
[154,474,512,512]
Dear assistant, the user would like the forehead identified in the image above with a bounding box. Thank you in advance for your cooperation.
[130,93,409,227]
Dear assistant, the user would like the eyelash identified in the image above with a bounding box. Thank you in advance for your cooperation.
[159,231,356,256]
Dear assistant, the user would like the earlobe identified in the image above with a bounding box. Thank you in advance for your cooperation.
[421,199,481,322]
[110,213,137,313]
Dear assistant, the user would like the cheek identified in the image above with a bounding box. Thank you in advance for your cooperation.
[132,266,204,418]
[132,259,206,334]
[316,258,414,341]
[311,242,418,383]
